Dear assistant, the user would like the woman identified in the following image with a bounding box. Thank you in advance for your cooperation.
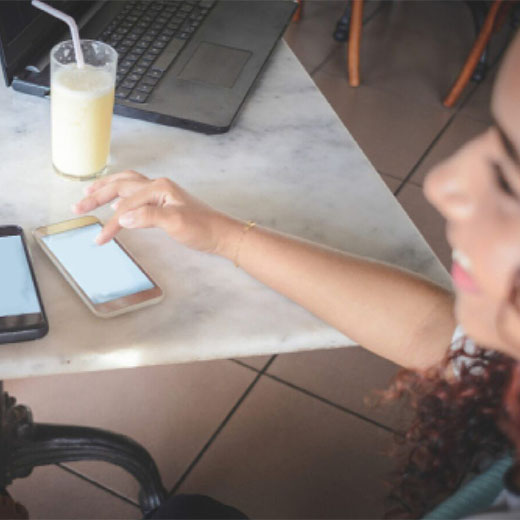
[73,30,520,519]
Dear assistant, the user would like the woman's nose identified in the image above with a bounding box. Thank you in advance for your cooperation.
[424,161,476,221]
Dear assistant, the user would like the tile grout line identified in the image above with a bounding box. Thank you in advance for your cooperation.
[310,45,341,77]
[231,358,272,373]
[230,359,399,436]
[168,355,278,496]
[378,171,421,194]
[56,462,141,509]
[229,356,276,373]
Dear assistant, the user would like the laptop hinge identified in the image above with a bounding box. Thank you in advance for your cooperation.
[12,78,49,97]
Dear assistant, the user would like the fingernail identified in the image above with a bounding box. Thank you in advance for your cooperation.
[71,203,80,213]
[111,199,121,210]
[95,234,104,245]
[119,211,136,228]
[78,199,94,212]
[84,185,92,195]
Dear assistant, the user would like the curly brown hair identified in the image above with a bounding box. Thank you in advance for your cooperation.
[383,338,520,519]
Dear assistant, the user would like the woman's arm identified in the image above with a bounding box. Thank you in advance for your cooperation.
[216,218,456,369]
[74,171,456,370]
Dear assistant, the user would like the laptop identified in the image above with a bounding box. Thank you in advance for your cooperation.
[0,0,296,134]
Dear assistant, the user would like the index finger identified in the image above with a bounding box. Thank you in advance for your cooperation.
[84,170,148,196]
[94,180,167,244]
[73,179,148,214]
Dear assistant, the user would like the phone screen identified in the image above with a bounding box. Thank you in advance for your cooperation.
[0,235,42,318]
[41,223,154,304]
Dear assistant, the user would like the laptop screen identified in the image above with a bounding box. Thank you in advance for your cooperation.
[0,0,94,86]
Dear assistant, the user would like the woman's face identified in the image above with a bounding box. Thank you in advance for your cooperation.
[424,33,520,358]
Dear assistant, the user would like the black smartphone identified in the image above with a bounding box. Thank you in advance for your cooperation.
[0,225,48,344]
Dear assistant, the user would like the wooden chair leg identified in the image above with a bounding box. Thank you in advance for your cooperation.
[292,0,303,22]
[348,0,364,87]
[443,0,503,108]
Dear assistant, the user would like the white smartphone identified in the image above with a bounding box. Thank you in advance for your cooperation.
[33,216,163,318]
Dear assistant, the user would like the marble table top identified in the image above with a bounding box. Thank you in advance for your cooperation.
[0,40,451,380]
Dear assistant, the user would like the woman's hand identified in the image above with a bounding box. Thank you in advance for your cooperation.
[72,170,238,254]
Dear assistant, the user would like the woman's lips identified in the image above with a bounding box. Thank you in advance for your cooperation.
[451,260,480,293]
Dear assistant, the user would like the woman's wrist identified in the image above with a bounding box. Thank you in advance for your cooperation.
[211,213,248,260]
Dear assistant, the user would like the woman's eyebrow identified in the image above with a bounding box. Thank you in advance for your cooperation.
[493,118,520,166]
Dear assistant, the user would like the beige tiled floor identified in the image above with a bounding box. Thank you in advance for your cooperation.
[10,465,141,519]
[5,1,516,518]
[7,360,258,506]
[410,115,491,185]
[177,376,395,519]
[313,72,453,177]
[396,182,452,269]
[266,346,410,431]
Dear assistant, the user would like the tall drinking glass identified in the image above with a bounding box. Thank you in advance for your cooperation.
[51,40,117,180]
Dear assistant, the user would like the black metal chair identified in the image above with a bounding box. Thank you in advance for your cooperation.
[0,382,167,516]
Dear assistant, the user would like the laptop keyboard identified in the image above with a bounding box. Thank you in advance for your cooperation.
[98,0,215,104]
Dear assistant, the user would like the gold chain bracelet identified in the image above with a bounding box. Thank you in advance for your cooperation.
[234,220,256,268]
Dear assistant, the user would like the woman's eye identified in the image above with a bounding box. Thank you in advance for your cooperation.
[493,162,514,195]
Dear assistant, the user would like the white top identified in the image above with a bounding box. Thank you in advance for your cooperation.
[0,41,451,380]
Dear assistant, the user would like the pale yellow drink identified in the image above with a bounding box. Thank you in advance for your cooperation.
[51,64,115,179]
[50,40,117,180]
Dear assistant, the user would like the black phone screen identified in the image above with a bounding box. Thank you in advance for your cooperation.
[0,226,47,341]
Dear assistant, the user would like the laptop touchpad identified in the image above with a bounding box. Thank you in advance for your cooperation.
[179,42,251,88]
